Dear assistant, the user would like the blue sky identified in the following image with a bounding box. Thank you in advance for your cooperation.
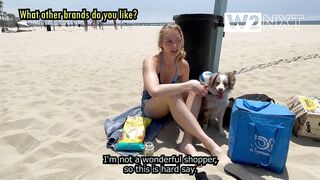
[3,0,320,22]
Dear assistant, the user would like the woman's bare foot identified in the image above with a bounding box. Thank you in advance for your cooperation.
[211,148,231,165]
[179,142,198,156]
[179,142,205,168]
[179,132,198,156]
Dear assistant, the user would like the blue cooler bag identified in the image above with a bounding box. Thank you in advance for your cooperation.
[228,99,295,173]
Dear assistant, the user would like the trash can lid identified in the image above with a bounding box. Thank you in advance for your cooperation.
[173,14,221,21]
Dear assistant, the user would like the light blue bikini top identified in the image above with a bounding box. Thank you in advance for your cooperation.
[142,55,179,99]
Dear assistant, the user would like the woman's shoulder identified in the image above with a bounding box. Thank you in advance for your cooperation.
[143,53,161,71]
[176,59,189,81]
[144,53,161,64]
[178,58,189,70]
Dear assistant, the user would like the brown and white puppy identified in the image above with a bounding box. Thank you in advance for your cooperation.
[203,71,236,135]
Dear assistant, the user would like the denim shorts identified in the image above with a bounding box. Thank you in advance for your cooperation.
[141,90,152,116]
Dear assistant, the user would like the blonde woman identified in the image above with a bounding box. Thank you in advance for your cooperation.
[141,23,229,162]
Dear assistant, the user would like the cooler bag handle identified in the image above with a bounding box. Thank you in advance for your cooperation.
[249,123,283,167]
[243,99,271,111]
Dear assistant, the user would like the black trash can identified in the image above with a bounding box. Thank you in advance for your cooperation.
[46,25,51,31]
[173,14,223,80]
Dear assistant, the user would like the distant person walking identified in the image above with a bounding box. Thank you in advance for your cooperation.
[113,20,118,30]
[99,21,104,30]
[84,20,88,32]
[93,20,98,29]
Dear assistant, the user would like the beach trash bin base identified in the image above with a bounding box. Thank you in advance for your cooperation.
[46,25,51,31]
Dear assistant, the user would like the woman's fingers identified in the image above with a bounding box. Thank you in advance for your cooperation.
[199,88,207,97]
[201,85,208,96]
[189,80,208,97]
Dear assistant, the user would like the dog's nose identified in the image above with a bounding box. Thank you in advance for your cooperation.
[218,88,224,92]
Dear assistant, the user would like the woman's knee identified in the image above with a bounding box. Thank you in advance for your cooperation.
[143,98,170,118]
[164,94,184,104]
[187,91,202,100]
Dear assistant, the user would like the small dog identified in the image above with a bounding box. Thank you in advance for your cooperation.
[202,71,236,135]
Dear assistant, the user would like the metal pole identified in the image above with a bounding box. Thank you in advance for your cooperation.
[210,0,228,73]
[0,0,3,28]
[52,20,55,31]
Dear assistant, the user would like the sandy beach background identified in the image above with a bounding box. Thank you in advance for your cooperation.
[0,25,319,179]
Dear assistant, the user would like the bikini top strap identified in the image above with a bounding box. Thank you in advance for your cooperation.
[158,53,179,83]
[159,53,164,73]
[173,61,179,83]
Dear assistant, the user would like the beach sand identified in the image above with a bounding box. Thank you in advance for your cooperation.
[0,25,319,179]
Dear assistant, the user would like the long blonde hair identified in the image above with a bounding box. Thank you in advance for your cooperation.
[158,23,186,62]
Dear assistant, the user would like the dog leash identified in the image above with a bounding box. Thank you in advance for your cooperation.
[235,53,319,74]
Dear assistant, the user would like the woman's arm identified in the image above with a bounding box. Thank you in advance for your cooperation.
[178,59,190,83]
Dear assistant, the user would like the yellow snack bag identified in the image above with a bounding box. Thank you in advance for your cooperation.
[115,116,152,151]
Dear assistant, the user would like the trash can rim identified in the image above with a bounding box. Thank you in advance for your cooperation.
[173,14,222,21]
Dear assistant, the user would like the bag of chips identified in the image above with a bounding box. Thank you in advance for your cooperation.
[115,116,152,151]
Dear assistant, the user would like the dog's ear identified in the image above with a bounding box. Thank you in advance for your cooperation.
[208,73,219,86]
[227,71,236,89]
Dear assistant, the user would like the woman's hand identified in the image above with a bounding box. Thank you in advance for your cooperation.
[187,80,208,97]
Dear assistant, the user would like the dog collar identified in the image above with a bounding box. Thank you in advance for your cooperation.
[207,91,223,99]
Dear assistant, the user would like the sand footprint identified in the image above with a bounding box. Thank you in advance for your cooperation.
[82,107,100,119]
[49,89,65,95]
[83,87,104,92]
[0,118,35,132]
[63,128,84,138]
[0,163,32,179]
[1,132,40,154]
[48,122,68,136]
[29,100,48,107]
[108,93,122,100]
[49,140,90,153]
[63,99,75,106]
[34,156,93,180]
[39,110,59,119]
[109,103,127,111]
[22,147,57,164]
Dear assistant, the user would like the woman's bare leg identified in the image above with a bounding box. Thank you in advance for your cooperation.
[166,95,229,161]
[144,94,230,162]
[144,92,198,155]
[179,91,200,156]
